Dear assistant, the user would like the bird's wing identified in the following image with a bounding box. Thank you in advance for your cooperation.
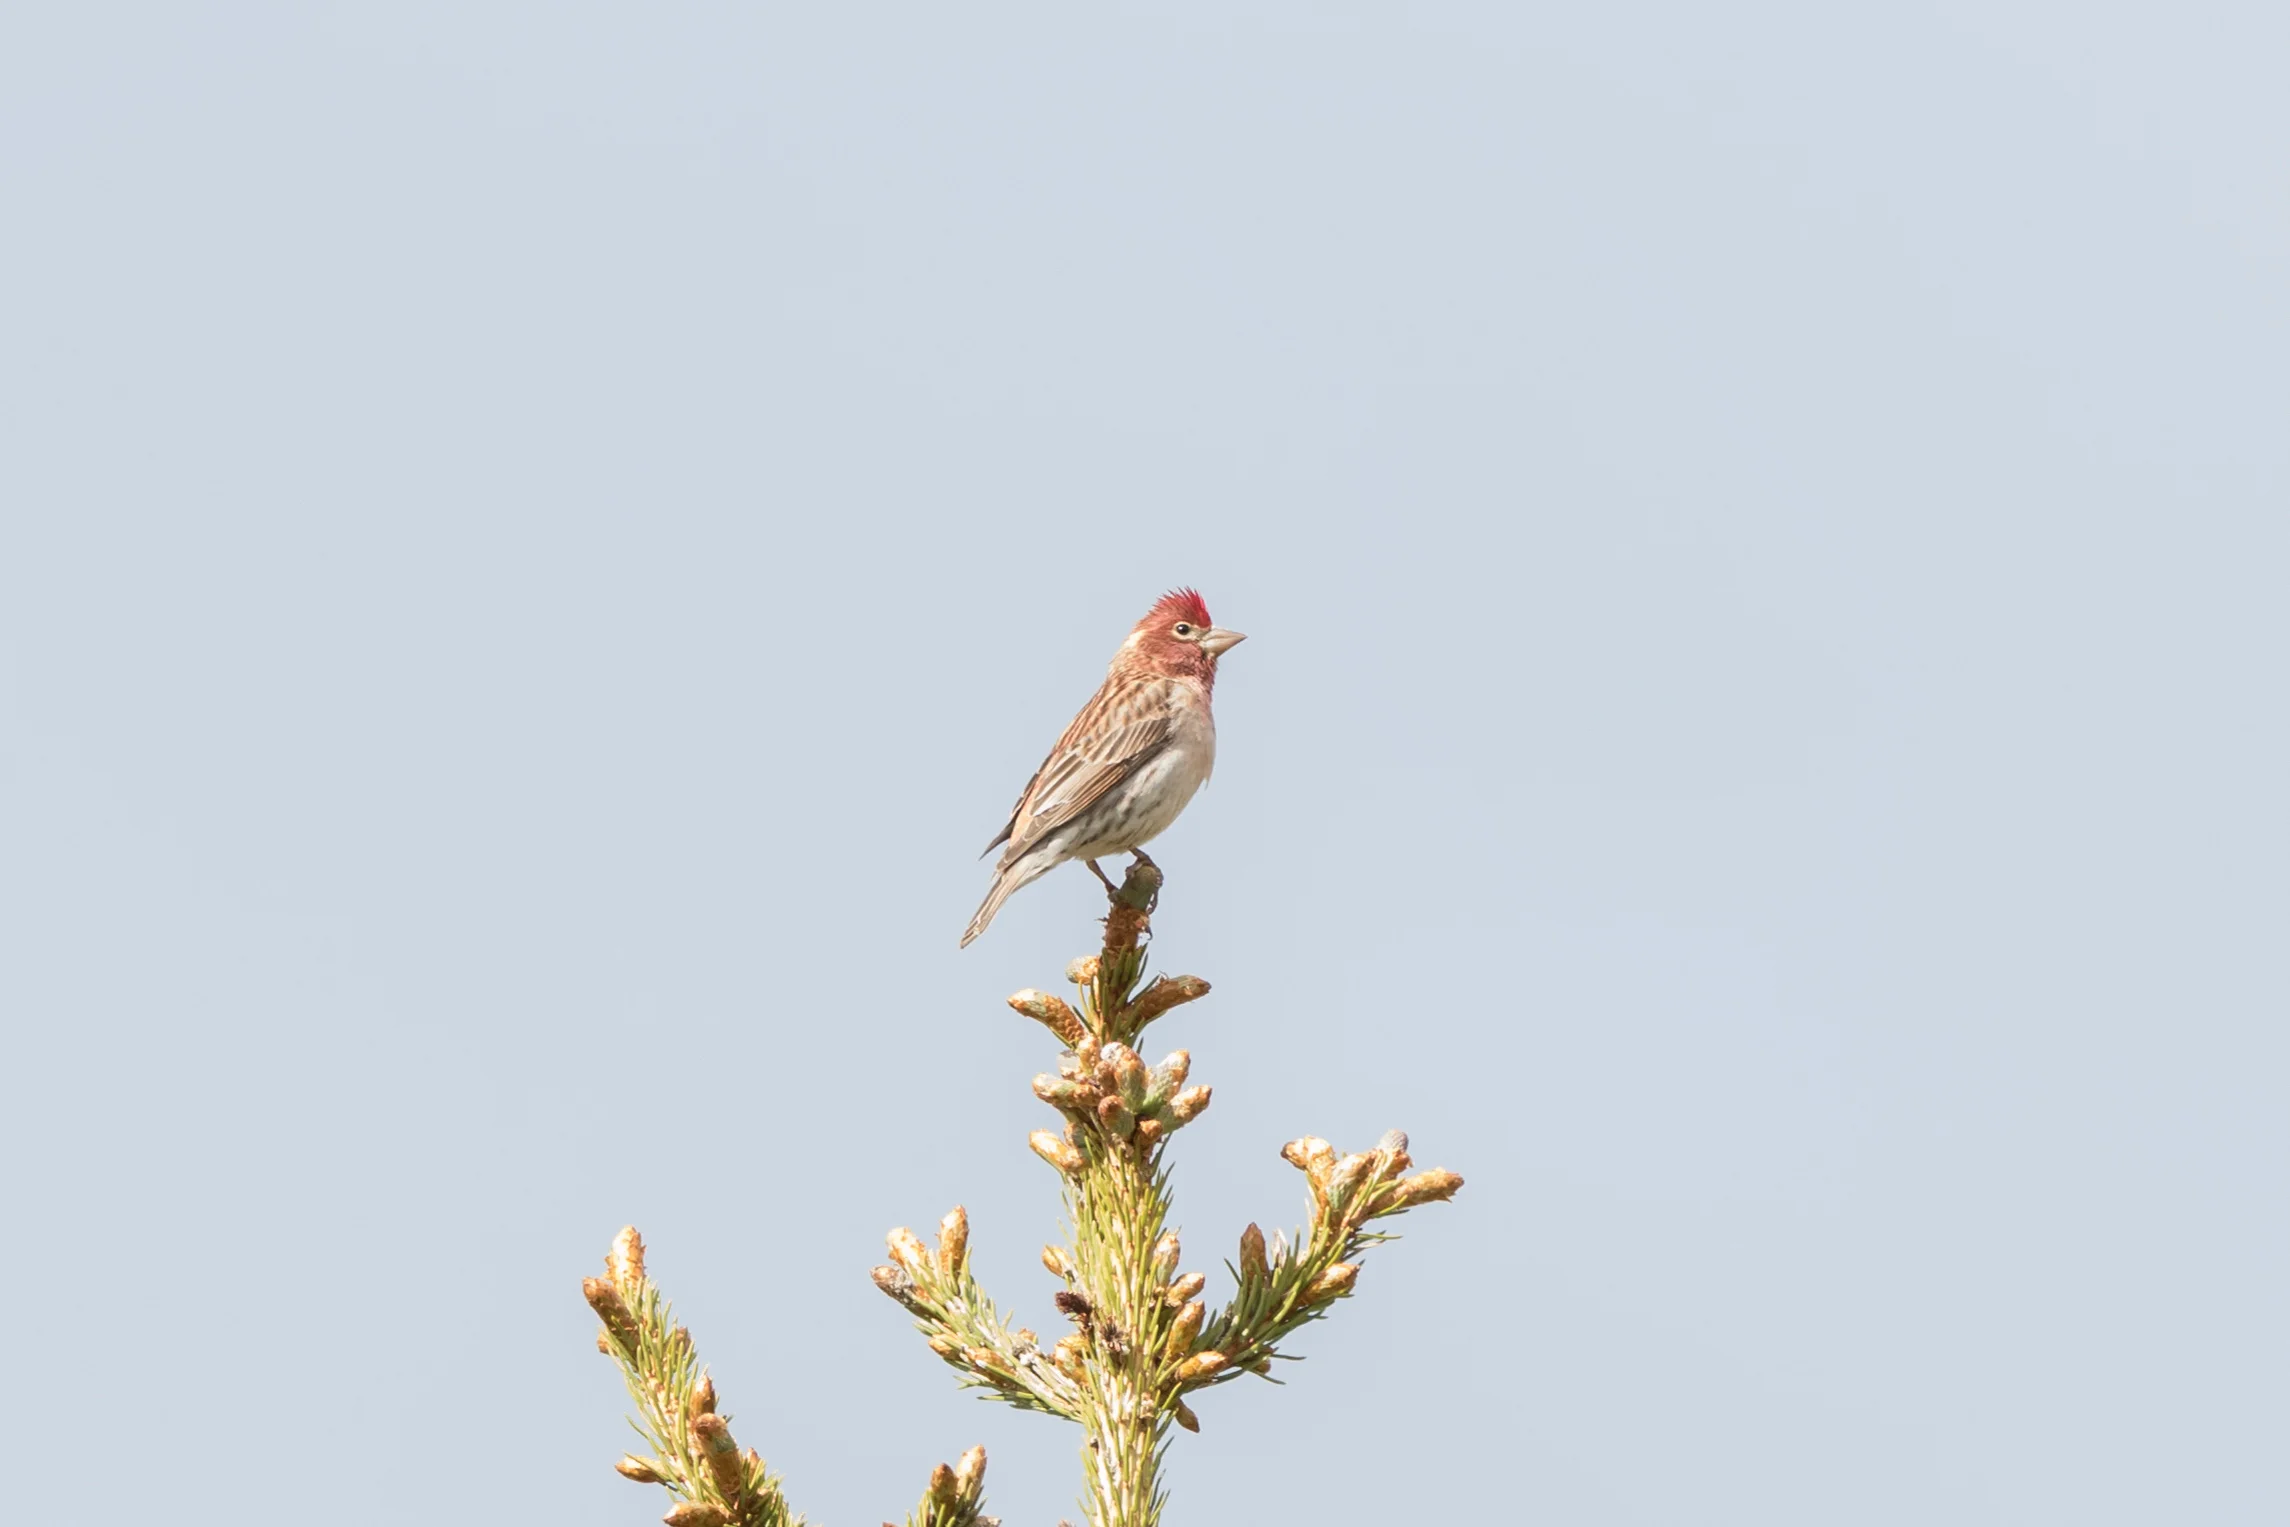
[990,674,1177,865]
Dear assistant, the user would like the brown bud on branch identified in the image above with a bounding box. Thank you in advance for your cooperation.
[1009,989,1087,1046]
[1033,1074,1101,1113]
[661,1504,730,1527]
[1174,1399,1200,1433]
[887,1227,932,1281]
[1165,1300,1205,1357]
[608,1226,647,1286]
[955,1445,988,1502]
[1167,1085,1212,1125]
[1150,1231,1181,1274]
[937,1206,970,1278]
[1103,1045,1149,1110]
[689,1371,718,1418]
[1124,974,1211,1026]
[1173,1350,1229,1383]
[1239,1223,1268,1285]
[582,1277,642,1352]
[1306,1263,1360,1301]
[1166,1272,1206,1305]
[1328,1152,1374,1207]
[1281,1136,1337,1183]
[615,1455,671,1484]
[1386,1168,1466,1209]
[690,1413,743,1503]
[1042,1244,1075,1280]
[1377,1129,1413,1173]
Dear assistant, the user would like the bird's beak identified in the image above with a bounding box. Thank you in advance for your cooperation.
[1197,627,1247,657]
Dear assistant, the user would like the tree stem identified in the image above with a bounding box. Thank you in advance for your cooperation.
[1072,860,1173,1527]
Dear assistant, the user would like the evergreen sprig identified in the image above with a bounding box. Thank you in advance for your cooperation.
[582,860,1462,1527]
[582,1229,804,1527]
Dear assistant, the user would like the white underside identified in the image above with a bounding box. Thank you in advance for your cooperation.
[961,689,1216,945]
[1035,694,1215,867]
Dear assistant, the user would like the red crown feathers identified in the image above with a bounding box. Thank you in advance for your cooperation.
[1146,588,1213,627]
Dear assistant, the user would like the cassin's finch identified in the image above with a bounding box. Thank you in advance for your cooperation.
[962,590,1245,947]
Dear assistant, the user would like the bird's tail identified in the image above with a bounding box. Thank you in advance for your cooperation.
[960,856,1054,947]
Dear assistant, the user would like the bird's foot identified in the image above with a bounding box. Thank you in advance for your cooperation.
[1086,859,1121,896]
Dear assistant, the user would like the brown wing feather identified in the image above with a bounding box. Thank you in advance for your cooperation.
[990,673,1176,869]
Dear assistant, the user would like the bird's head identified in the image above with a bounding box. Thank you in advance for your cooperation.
[1120,588,1246,686]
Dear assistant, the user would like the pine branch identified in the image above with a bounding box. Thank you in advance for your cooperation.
[582,1229,801,1527]
[583,857,1463,1527]
[870,1206,1083,1418]
[584,1228,998,1527]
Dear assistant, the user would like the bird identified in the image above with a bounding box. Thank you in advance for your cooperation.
[961,589,1246,947]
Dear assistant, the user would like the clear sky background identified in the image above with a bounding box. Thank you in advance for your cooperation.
[2,5,2283,1524]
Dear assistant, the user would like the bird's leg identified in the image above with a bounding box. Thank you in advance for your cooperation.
[1127,849,1158,874]
[1086,859,1121,895]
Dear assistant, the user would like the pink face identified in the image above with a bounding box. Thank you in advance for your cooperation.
[1126,590,1247,684]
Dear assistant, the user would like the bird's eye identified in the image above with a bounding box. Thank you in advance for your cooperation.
[1173,622,1193,636]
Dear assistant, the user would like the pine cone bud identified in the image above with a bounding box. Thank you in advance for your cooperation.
[1125,974,1211,1024]
[616,1455,670,1484]
[662,1504,730,1527]
[582,1277,642,1351]
[690,1413,742,1501]
[1174,1399,1200,1433]
[1388,1168,1466,1208]
[1150,1231,1181,1274]
[689,1371,718,1418]
[1239,1223,1268,1285]
[1033,1074,1101,1112]
[886,1227,932,1280]
[1165,1300,1205,1357]
[1008,989,1087,1046]
[1166,1272,1206,1305]
[1168,1085,1212,1124]
[1095,1093,1136,1138]
[1306,1263,1360,1301]
[937,1206,970,1278]
[955,1445,988,1501]
[1377,1129,1412,1172]
[1052,1333,1088,1376]
[928,1462,957,1506]
[1066,955,1099,986]
[607,1226,647,1285]
[1281,1136,1337,1183]
[1153,1050,1192,1093]
[1173,1350,1229,1383]
[1102,1044,1149,1110]
[1329,1152,1374,1201]
[1134,1117,1165,1146]
[1042,1244,1075,1280]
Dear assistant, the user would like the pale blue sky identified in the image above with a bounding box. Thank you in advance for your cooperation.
[2,5,2283,1524]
